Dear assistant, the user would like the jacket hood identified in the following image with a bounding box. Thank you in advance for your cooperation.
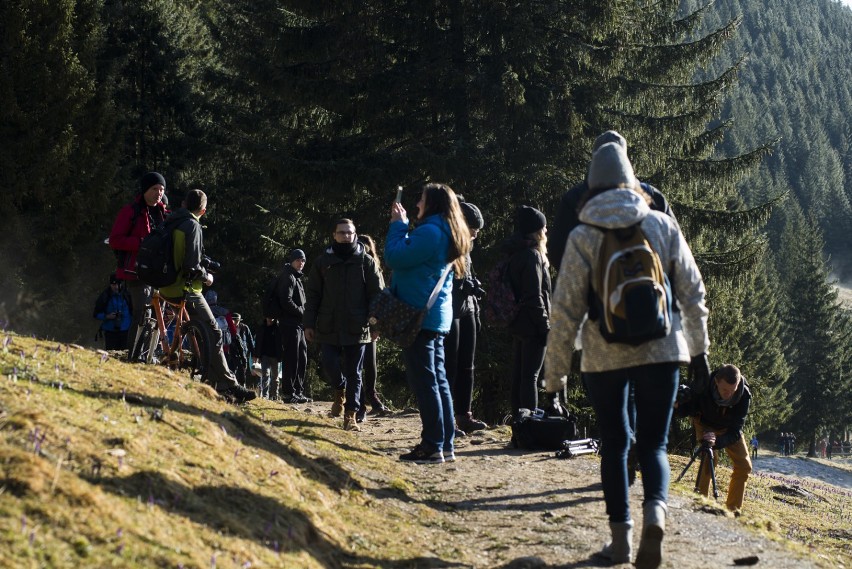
[500,233,536,256]
[165,207,197,226]
[578,188,650,230]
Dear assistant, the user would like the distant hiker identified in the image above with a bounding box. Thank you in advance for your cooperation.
[503,205,551,419]
[254,318,281,400]
[385,183,472,463]
[304,219,384,431]
[230,313,255,388]
[676,364,753,513]
[157,189,255,404]
[544,142,710,567]
[750,435,759,459]
[93,273,132,350]
[109,171,168,360]
[445,201,488,434]
[274,249,310,404]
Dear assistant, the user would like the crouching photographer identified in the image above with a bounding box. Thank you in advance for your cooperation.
[675,363,752,513]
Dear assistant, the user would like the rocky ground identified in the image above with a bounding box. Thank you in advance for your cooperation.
[298,401,839,569]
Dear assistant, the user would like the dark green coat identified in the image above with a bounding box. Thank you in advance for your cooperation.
[303,243,384,345]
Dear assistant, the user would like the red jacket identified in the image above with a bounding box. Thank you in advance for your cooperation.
[109,195,168,280]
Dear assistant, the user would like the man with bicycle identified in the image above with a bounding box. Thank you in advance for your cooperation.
[158,189,255,403]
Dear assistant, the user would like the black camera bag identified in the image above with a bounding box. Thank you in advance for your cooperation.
[511,409,579,450]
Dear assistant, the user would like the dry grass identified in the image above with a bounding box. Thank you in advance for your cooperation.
[0,333,457,568]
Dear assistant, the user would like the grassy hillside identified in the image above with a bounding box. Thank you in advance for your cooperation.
[2,332,851,568]
[0,333,447,568]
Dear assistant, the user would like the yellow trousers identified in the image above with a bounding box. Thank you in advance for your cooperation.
[692,418,752,511]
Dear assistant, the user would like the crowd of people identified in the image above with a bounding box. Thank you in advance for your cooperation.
[96,130,771,569]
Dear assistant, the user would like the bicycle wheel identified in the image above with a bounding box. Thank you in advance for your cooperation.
[176,320,212,382]
[130,318,156,363]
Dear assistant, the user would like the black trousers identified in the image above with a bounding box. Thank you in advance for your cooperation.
[280,324,307,397]
[444,311,477,414]
[511,336,546,415]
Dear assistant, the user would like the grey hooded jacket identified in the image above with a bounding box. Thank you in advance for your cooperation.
[544,188,709,388]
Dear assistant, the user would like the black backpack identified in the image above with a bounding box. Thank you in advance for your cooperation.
[262,275,284,319]
[135,219,179,288]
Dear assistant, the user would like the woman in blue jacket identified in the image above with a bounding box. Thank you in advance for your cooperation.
[385,183,472,464]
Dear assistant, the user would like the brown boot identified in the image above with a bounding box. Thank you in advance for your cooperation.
[456,412,487,433]
[343,411,361,432]
[330,389,345,418]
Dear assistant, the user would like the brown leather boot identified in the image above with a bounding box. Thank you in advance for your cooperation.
[343,411,361,432]
[456,412,487,433]
[330,389,346,417]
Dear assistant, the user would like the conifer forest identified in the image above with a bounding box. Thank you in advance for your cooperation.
[2,0,851,449]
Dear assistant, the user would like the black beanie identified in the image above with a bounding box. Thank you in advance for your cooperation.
[459,202,484,230]
[139,172,166,194]
[515,205,546,235]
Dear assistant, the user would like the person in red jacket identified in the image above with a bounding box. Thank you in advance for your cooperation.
[109,172,168,360]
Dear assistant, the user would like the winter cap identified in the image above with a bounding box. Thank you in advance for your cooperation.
[289,248,306,262]
[515,205,547,235]
[591,130,627,153]
[204,289,218,305]
[109,273,120,285]
[459,201,484,230]
[139,172,166,194]
[587,142,639,192]
[232,312,242,322]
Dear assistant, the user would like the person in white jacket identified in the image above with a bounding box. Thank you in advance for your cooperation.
[544,142,710,569]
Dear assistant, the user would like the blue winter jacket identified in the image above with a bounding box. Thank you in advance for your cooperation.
[384,214,454,334]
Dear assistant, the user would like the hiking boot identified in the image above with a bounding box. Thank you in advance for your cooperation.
[369,403,391,416]
[455,427,467,438]
[218,384,256,404]
[444,449,456,462]
[330,389,346,418]
[456,412,487,433]
[356,409,367,423]
[399,443,444,464]
[596,520,634,564]
[635,500,666,569]
[343,411,361,432]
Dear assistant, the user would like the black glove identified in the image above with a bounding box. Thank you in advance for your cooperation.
[688,353,711,391]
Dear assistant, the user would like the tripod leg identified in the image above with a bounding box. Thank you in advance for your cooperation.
[676,448,700,483]
[694,450,705,493]
[708,451,719,499]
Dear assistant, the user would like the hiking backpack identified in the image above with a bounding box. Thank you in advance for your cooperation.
[481,258,520,327]
[589,224,672,345]
[135,218,179,288]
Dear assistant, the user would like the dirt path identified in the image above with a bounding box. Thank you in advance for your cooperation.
[308,403,823,569]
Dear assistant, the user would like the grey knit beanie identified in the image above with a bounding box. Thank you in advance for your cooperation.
[459,202,484,230]
[591,130,627,153]
[587,142,639,191]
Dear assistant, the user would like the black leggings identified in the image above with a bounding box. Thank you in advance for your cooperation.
[359,340,382,409]
[511,336,546,414]
[444,311,477,414]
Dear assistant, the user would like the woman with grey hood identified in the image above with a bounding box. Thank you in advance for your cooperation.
[544,142,710,569]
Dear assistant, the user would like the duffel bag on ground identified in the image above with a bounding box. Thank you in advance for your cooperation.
[511,408,579,450]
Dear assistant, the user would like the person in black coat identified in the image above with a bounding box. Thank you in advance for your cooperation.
[275,249,311,403]
[505,206,551,417]
[446,200,488,434]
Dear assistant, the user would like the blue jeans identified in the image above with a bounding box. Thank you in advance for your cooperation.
[402,330,455,453]
[321,343,366,413]
[260,356,280,399]
[584,363,678,523]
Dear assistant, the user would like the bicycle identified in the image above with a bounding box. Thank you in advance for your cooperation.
[129,287,212,382]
